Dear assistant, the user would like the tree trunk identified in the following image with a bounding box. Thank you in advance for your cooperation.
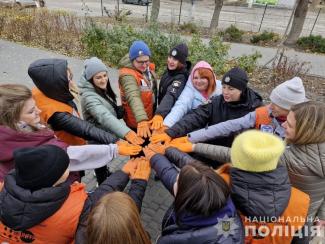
[150,0,160,22]
[210,0,223,34]
[284,0,309,45]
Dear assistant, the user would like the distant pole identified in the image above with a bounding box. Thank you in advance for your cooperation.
[310,8,321,36]
[117,0,120,16]
[101,0,103,16]
[178,0,183,25]
[146,1,149,22]
[258,3,267,32]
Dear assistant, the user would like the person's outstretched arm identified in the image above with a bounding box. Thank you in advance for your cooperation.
[48,112,118,144]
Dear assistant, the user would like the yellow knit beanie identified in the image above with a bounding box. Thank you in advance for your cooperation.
[231,130,285,172]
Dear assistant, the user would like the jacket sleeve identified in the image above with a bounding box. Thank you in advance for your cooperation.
[67,144,118,171]
[166,102,212,138]
[188,111,256,143]
[317,199,325,221]
[193,143,231,163]
[48,112,118,144]
[156,78,187,118]
[75,170,129,243]
[82,94,130,138]
[165,147,195,169]
[128,179,147,212]
[163,84,195,127]
[150,154,178,196]
[120,75,148,123]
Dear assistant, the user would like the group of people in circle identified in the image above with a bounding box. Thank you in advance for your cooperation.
[0,39,324,244]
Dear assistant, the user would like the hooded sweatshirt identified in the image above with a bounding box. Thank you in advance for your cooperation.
[28,59,74,104]
[163,61,222,128]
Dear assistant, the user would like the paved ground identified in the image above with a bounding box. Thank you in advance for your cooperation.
[45,0,325,36]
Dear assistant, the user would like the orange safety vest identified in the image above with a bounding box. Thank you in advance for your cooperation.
[119,64,156,129]
[255,106,272,130]
[217,167,310,244]
[0,182,88,244]
[32,88,86,146]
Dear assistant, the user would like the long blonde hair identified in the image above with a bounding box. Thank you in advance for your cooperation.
[290,101,325,145]
[86,192,150,244]
[0,84,32,130]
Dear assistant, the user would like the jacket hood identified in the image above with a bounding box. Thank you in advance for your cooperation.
[28,59,74,103]
[230,163,291,219]
[0,126,67,181]
[0,172,70,230]
[190,61,216,81]
[118,54,133,69]
[160,199,244,244]
[78,72,95,93]
[0,125,67,164]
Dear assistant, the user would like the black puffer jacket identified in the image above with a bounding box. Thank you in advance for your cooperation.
[230,164,291,219]
[0,171,147,243]
[167,87,263,147]
[28,59,117,144]
[156,61,191,118]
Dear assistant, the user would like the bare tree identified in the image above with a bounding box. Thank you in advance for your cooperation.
[284,0,309,45]
[150,0,160,22]
[210,0,223,34]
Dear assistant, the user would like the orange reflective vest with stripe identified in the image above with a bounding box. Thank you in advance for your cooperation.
[0,182,87,244]
[119,64,156,129]
[32,88,86,146]
[216,165,310,244]
[255,106,272,130]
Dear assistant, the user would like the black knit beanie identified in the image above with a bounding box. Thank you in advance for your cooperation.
[169,43,188,64]
[14,145,70,191]
[222,67,248,91]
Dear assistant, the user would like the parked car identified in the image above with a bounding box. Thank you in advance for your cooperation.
[0,0,45,8]
[122,0,151,6]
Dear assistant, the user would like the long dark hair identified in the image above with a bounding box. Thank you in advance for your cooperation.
[175,161,230,221]
[90,76,117,103]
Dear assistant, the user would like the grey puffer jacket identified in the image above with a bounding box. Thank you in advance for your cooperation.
[79,73,130,138]
[193,142,325,220]
[282,143,325,221]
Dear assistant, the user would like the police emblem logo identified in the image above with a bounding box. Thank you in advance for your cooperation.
[224,76,231,83]
[171,50,177,56]
[222,221,231,232]
[138,50,143,56]
[172,80,181,88]
[260,124,274,134]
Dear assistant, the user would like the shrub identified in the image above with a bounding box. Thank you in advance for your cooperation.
[297,35,325,53]
[179,22,199,34]
[271,55,310,87]
[223,25,244,42]
[250,31,279,44]
[0,8,82,56]
[82,23,183,74]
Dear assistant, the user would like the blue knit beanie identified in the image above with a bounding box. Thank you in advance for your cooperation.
[84,57,108,80]
[129,40,151,61]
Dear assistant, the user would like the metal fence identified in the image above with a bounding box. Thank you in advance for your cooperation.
[77,0,325,36]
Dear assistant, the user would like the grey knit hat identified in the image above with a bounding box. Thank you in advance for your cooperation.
[269,77,306,110]
[84,57,108,80]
